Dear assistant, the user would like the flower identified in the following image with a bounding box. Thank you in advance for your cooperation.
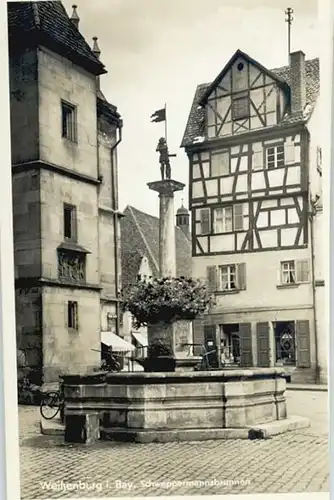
[121,277,213,329]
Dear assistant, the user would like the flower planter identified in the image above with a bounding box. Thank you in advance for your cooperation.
[144,356,176,373]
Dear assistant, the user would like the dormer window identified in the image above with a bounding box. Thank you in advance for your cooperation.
[232,92,249,121]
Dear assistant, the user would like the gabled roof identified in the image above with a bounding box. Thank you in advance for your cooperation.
[181,53,319,148]
[199,49,289,106]
[121,205,192,290]
[8,1,106,76]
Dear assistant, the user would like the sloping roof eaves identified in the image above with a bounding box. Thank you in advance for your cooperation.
[199,49,289,106]
[8,1,106,76]
[181,57,319,148]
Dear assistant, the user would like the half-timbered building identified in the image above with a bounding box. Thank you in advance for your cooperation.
[182,49,326,384]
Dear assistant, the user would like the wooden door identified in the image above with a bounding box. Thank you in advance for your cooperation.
[296,320,311,368]
[257,322,270,367]
[239,323,253,367]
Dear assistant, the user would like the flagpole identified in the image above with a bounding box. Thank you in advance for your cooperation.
[164,102,167,143]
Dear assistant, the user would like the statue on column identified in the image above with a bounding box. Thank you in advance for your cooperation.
[156,137,171,180]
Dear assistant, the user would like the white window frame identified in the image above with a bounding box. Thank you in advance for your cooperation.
[213,205,243,234]
[61,100,77,142]
[280,259,309,285]
[281,260,296,284]
[219,264,237,290]
[68,301,78,330]
[266,144,285,169]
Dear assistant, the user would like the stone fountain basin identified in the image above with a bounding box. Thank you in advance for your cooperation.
[61,368,310,443]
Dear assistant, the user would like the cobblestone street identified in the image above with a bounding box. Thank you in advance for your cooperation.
[19,390,329,499]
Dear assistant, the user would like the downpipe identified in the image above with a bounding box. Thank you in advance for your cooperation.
[110,124,123,336]
[308,196,320,384]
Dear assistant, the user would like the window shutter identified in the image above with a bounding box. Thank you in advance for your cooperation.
[71,207,77,241]
[192,318,204,356]
[256,322,270,367]
[237,263,246,290]
[239,323,253,367]
[296,320,311,368]
[207,266,217,292]
[296,259,309,283]
[200,208,211,234]
[253,151,263,170]
[284,143,295,164]
[233,204,244,231]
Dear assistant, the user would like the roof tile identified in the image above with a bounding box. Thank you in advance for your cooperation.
[8,1,105,75]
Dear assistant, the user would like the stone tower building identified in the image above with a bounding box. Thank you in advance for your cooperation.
[8,1,123,383]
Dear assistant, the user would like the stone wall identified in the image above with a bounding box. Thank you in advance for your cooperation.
[42,286,100,382]
[9,49,39,164]
[61,368,293,443]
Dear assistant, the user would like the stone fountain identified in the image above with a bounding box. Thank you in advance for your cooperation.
[60,138,310,444]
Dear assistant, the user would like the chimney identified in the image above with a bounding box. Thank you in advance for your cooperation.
[289,50,306,115]
[70,5,80,30]
[92,37,101,59]
[92,37,101,90]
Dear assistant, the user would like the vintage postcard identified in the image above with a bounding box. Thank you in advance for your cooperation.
[0,0,331,499]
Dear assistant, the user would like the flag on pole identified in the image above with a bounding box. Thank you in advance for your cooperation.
[150,107,166,123]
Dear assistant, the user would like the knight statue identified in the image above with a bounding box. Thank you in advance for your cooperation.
[156,137,171,180]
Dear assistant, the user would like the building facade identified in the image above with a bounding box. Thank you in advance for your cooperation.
[9,2,123,383]
[182,49,327,384]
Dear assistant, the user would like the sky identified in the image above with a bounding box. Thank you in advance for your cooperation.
[63,0,318,218]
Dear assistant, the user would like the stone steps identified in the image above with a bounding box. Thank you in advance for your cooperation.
[40,417,64,436]
[287,384,327,392]
[40,415,310,442]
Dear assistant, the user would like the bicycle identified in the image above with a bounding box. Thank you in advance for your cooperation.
[40,390,64,420]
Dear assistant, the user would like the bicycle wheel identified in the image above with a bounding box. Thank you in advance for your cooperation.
[40,391,61,420]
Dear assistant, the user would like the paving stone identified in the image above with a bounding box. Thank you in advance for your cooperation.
[18,390,329,499]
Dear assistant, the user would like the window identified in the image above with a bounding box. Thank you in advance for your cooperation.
[219,263,246,291]
[64,204,77,241]
[281,260,296,284]
[67,301,78,330]
[232,94,250,121]
[274,321,296,366]
[211,151,230,176]
[107,313,117,333]
[219,325,240,365]
[220,264,237,290]
[61,101,77,141]
[266,145,285,169]
[207,263,246,292]
[280,260,309,285]
[213,204,244,233]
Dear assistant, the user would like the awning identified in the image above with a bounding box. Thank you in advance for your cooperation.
[101,332,135,352]
[132,331,148,347]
